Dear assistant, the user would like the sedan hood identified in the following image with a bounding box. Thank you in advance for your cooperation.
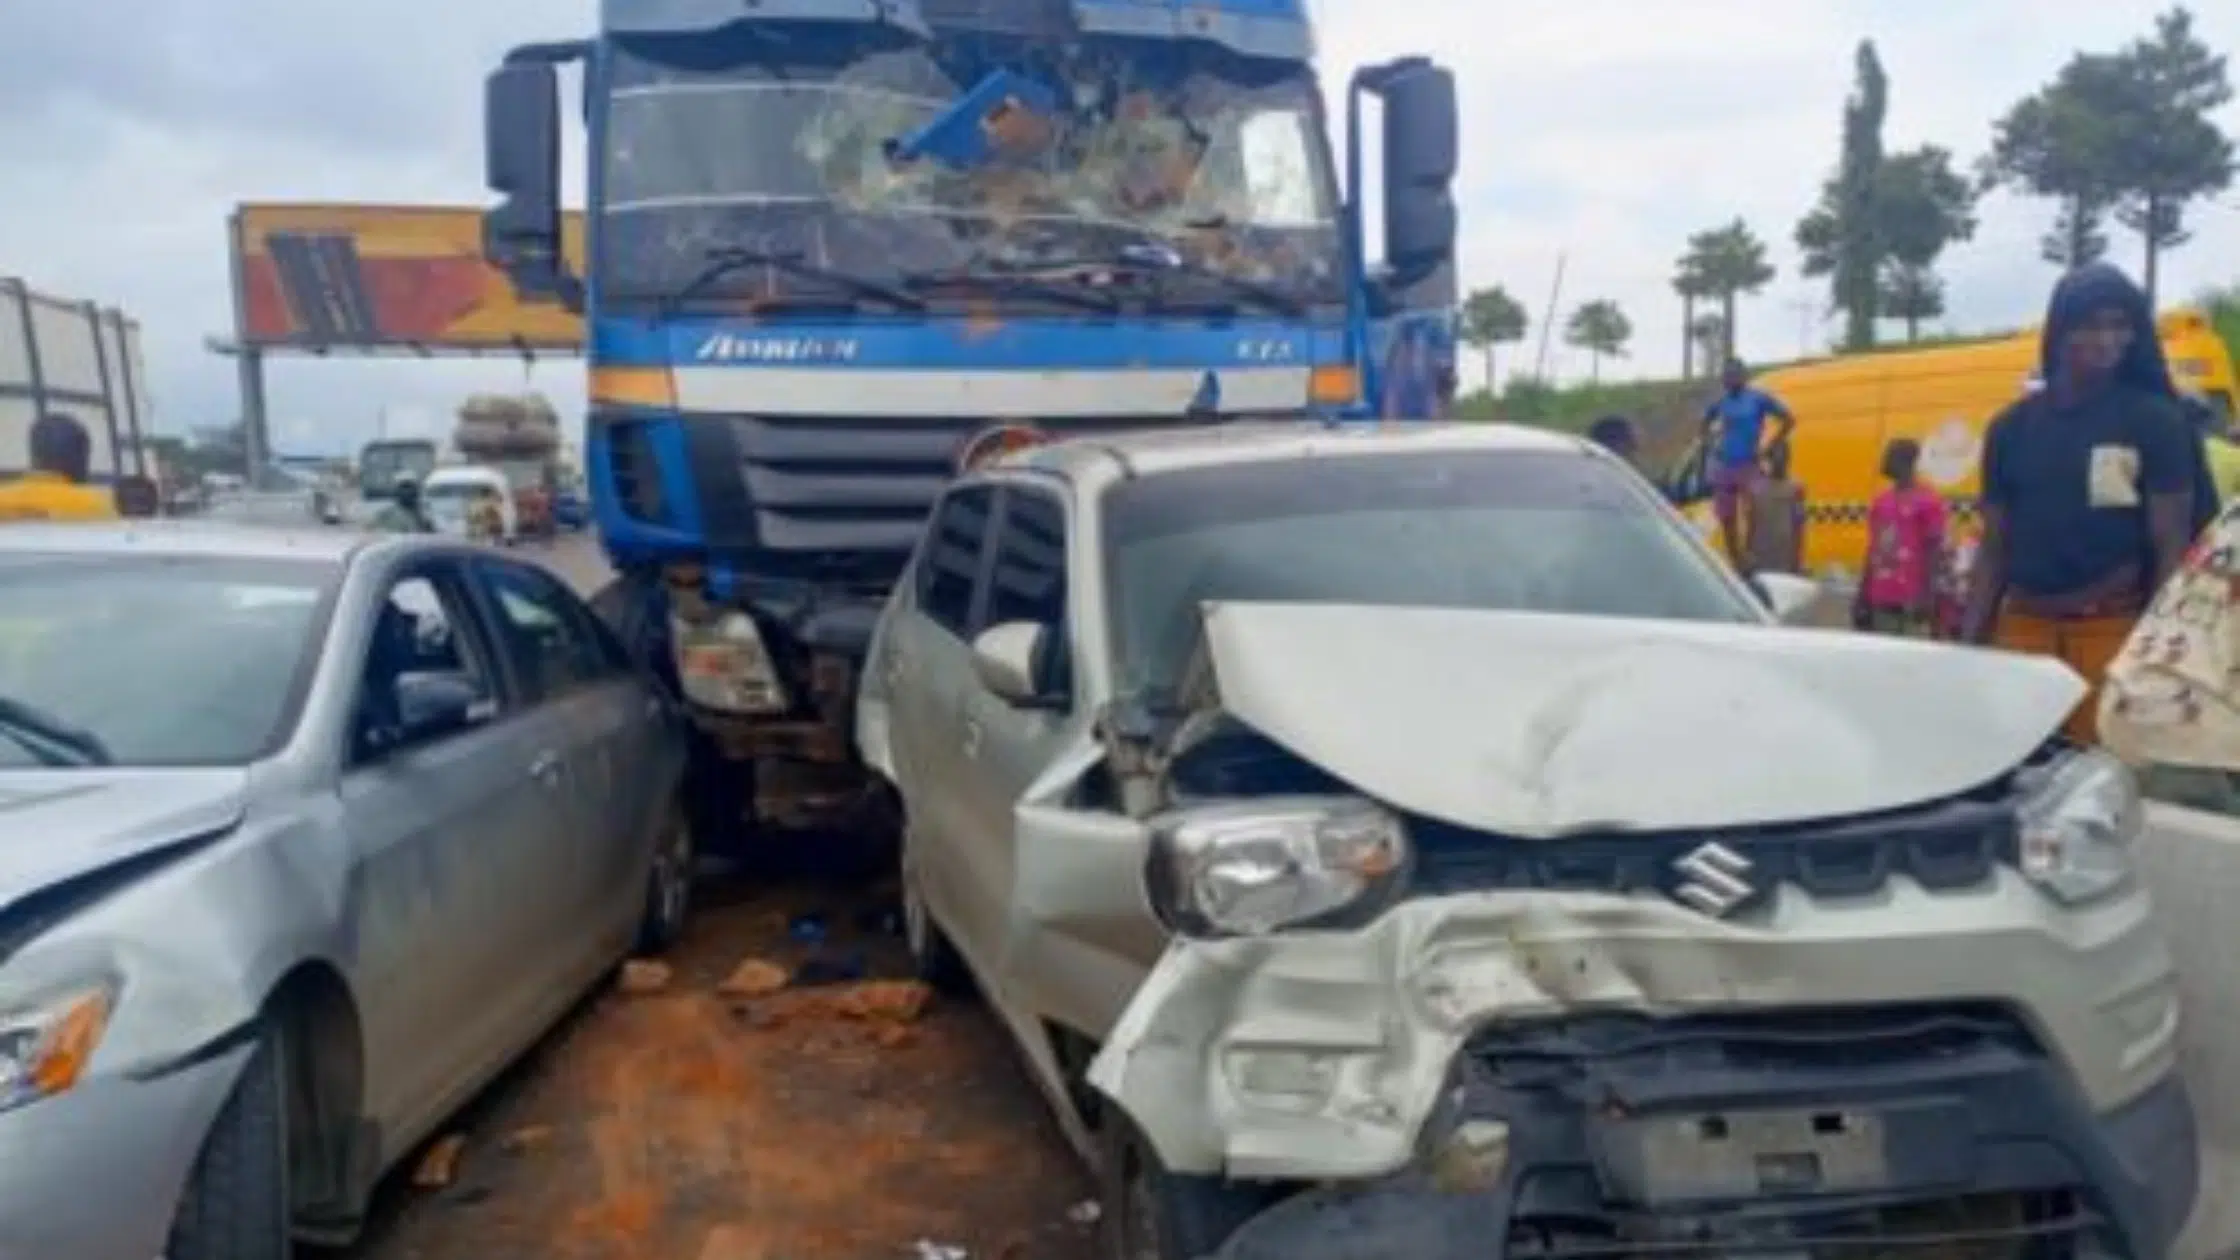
[1195,602,2083,836]
[0,769,248,908]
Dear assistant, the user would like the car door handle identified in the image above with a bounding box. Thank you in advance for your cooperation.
[528,751,564,786]
[960,716,982,760]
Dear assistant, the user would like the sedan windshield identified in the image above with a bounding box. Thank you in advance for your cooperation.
[599,25,1341,311]
[0,553,332,767]
[1102,449,1758,696]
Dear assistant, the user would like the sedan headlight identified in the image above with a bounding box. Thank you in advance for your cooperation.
[2017,749,2140,904]
[1147,796,1408,937]
[0,983,115,1113]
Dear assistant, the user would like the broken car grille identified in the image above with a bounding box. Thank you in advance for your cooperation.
[1408,797,2019,913]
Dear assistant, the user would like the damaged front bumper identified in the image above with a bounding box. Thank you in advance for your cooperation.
[1199,1021,2195,1259]
[1088,881,2195,1257]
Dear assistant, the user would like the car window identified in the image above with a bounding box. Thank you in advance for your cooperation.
[351,569,501,764]
[985,487,1073,701]
[917,485,997,638]
[0,552,331,767]
[476,561,611,702]
[1101,449,1758,697]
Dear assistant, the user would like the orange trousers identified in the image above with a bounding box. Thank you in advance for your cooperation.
[1994,612,2136,744]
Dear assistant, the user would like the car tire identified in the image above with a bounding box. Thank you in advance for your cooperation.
[1097,1113,1264,1260]
[636,800,697,954]
[165,1021,291,1260]
[901,829,974,997]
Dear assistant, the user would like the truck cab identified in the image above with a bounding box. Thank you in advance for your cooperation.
[480,0,1458,853]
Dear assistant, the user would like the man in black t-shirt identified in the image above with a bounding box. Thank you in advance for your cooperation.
[1958,263,2199,744]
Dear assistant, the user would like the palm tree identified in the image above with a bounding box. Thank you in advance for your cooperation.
[1678,219,1777,364]
[1458,286,1530,391]
[1672,257,1710,378]
[1564,299,1633,382]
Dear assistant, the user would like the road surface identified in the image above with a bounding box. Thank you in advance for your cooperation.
[348,534,1088,1260]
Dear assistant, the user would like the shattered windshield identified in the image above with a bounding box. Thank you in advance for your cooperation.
[598,25,1342,312]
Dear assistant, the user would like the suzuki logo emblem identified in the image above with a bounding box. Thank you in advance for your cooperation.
[1672,841,1756,917]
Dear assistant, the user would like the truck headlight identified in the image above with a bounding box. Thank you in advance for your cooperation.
[671,610,789,715]
[2017,749,2140,904]
[1148,796,1408,937]
[0,983,115,1114]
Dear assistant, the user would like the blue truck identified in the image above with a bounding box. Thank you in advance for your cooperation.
[479,0,1458,861]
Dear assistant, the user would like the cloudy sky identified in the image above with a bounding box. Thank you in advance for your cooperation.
[5,0,2238,456]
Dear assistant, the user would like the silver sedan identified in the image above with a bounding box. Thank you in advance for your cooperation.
[0,522,694,1259]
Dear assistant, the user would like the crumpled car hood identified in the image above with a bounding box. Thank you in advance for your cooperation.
[1196,601,2083,835]
[0,769,247,910]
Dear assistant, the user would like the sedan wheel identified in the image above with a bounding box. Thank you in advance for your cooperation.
[166,1021,291,1260]
[636,804,696,954]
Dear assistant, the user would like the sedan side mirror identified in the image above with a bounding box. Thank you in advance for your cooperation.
[972,621,1058,708]
[396,670,490,741]
[1749,572,1824,625]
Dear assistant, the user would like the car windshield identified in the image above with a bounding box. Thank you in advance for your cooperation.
[0,553,331,768]
[1102,449,1758,696]
[599,25,1341,311]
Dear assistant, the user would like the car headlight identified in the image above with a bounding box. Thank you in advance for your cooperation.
[1147,796,1408,938]
[2016,749,2140,904]
[0,983,115,1113]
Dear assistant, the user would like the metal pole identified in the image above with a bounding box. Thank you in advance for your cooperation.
[1531,253,1566,382]
[225,210,270,476]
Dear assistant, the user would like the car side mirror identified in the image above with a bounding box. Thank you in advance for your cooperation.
[483,59,583,310]
[1749,572,1823,625]
[971,621,1058,708]
[395,670,489,742]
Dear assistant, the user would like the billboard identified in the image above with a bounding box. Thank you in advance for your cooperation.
[231,204,585,352]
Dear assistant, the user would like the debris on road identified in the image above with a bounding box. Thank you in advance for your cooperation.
[411,1134,467,1190]
[911,1240,968,1260]
[1065,1200,1101,1226]
[616,959,673,995]
[717,957,792,998]
[833,979,933,1024]
[499,1125,554,1156]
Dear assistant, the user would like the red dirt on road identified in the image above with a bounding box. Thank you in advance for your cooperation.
[348,871,1089,1260]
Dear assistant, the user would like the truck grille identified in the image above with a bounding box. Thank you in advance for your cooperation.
[1409,798,2017,911]
[671,411,1232,581]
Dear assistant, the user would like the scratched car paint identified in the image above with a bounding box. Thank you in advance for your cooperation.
[861,422,2199,1260]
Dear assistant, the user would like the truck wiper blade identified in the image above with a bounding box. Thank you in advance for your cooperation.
[0,695,112,767]
[995,245,1307,316]
[903,268,1120,312]
[660,248,926,317]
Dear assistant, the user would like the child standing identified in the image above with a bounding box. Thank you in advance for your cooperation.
[1852,438,1949,637]
[1742,442,1808,574]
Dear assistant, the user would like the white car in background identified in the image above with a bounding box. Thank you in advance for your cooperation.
[422,465,520,544]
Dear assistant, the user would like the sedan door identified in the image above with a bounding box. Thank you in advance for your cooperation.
[337,561,565,1140]
[468,558,652,982]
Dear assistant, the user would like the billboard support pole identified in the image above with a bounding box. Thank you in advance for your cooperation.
[225,209,270,476]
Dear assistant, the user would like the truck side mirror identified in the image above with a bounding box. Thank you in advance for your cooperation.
[483,60,582,310]
[1379,61,1457,273]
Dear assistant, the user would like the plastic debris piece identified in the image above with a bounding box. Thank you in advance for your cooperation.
[413,1134,467,1188]
[1066,1199,1102,1225]
[912,1241,967,1260]
[616,960,673,995]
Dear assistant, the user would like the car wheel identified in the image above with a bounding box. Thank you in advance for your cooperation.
[165,1021,291,1260]
[636,801,697,954]
[901,829,973,997]
[1098,1113,1264,1260]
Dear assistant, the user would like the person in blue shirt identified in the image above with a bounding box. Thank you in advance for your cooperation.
[1701,358,1797,569]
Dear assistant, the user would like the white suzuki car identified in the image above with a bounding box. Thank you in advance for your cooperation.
[857,421,2197,1260]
